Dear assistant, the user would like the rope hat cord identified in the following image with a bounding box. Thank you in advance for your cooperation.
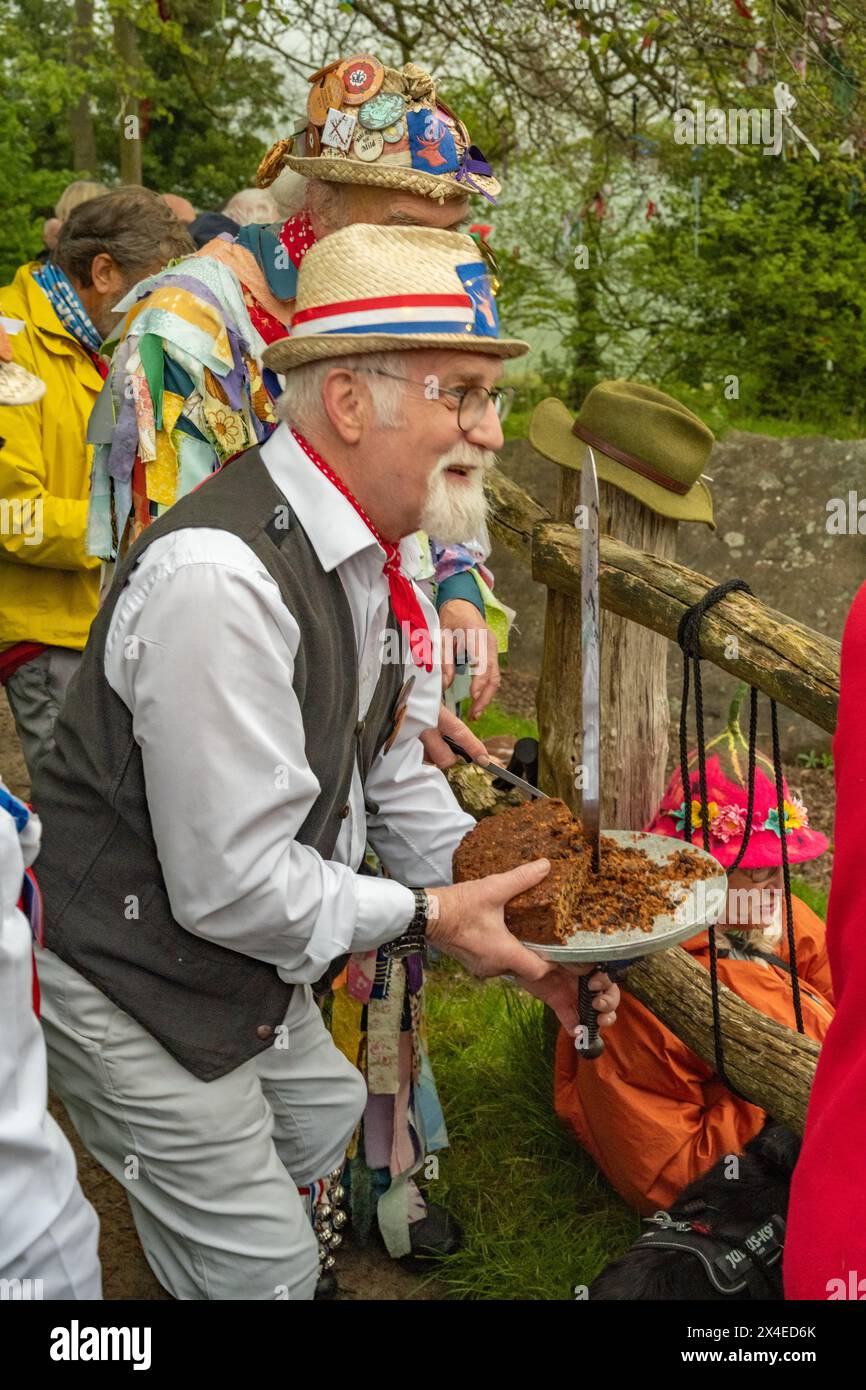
[676,580,804,1094]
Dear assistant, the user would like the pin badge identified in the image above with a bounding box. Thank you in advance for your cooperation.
[381,120,406,143]
[337,54,385,105]
[307,83,328,126]
[353,128,385,161]
[321,107,358,152]
[359,91,406,130]
[322,73,344,109]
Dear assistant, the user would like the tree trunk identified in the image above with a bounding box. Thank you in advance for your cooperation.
[625,946,819,1135]
[114,11,143,185]
[69,0,98,175]
[537,465,677,830]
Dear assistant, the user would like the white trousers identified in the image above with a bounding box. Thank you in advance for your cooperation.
[37,947,366,1301]
[0,1182,102,1300]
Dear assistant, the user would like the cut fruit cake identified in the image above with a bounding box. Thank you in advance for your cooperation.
[452,798,591,945]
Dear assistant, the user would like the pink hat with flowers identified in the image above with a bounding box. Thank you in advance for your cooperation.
[646,754,828,869]
[645,686,828,869]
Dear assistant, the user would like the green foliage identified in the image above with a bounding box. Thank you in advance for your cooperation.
[0,0,296,281]
[797,749,834,771]
[622,147,866,429]
[135,0,294,210]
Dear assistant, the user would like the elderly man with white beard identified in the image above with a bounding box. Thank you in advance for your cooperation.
[30,224,621,1301]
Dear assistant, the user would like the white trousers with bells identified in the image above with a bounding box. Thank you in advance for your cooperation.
[36,947,366,1300]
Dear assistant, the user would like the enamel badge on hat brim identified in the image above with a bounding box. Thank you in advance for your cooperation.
[338,54,384,106]
[359,91,405,131]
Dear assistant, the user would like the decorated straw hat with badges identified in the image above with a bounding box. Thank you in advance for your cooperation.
[256,54,500,206]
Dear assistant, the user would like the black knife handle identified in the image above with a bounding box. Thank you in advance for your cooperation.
[576,974,605,1059]
[442,734,472,762]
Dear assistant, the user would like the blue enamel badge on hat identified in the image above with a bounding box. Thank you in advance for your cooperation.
[406,109,459,174]
[456,262,500,338]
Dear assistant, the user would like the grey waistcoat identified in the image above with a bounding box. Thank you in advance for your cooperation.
[32,445,405,1081]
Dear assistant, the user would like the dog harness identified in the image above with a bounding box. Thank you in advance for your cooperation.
[635,1207,786,1297]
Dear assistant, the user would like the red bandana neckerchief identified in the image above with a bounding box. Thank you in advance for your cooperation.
[278,210,317,267]
[291,427,433,671]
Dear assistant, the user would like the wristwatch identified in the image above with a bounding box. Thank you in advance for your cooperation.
[381,888,438,960]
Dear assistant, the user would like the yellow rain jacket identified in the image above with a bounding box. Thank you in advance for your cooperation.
[0,263,102,650]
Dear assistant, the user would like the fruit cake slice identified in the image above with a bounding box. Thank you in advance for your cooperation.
[452,798,592,945]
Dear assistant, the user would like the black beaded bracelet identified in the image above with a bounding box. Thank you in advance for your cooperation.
[381,888,429,960]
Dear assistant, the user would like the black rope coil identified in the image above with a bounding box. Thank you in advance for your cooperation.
[676,580,804,1094]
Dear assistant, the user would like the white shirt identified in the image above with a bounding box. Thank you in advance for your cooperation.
[0,787,79,1264]
[104,424,474,984]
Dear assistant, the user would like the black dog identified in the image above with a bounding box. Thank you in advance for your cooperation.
[589,1123,801,1300]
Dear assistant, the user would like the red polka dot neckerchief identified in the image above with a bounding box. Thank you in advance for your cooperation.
[278,210,316,267]
[290,427,433,671]
[244,213,318,346]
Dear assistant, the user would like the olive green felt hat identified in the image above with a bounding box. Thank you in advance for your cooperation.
[529,380,715,528]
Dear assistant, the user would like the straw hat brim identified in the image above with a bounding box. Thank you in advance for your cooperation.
[280,153,500,204]
[0,360,47,407]
[264,330,529,373]
[529,396,715,529]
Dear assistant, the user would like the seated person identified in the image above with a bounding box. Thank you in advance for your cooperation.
[554,735,833,1214]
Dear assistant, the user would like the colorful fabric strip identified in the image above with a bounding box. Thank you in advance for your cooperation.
[22,867,43,946]
[0,784,30,832]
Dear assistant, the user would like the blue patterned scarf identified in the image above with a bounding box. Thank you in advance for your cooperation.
[32,261,104,354]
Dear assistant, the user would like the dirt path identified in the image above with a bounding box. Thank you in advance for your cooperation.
[49,1093,442,1300]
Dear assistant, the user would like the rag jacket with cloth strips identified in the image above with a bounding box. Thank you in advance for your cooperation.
[784,580,866,1299]
[85,218,511,649]
[0,264,103,653]
[554,895,834,1215]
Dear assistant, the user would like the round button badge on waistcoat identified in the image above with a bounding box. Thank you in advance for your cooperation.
[338,804,350,819]
[256,1025,273,1040]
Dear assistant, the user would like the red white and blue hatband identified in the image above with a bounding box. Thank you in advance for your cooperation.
[262,225,528,373]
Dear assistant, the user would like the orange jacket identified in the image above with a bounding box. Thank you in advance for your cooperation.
[554,896,834,1214]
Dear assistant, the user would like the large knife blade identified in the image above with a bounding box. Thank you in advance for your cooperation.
[581,446,601,873]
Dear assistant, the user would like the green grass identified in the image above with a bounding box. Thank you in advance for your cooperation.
[790,876,829,921]
[419,879,827,1301]
[466,700,539,742]
[422,962,639,1300]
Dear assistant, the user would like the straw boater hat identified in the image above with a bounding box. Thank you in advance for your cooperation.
[530,380,716,527]
[256,54,500,206]
[262,224,528,373]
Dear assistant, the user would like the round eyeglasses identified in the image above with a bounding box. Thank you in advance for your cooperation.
[357,368,514,433]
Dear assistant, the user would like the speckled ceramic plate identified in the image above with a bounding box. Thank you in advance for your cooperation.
[520,829,727,963]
